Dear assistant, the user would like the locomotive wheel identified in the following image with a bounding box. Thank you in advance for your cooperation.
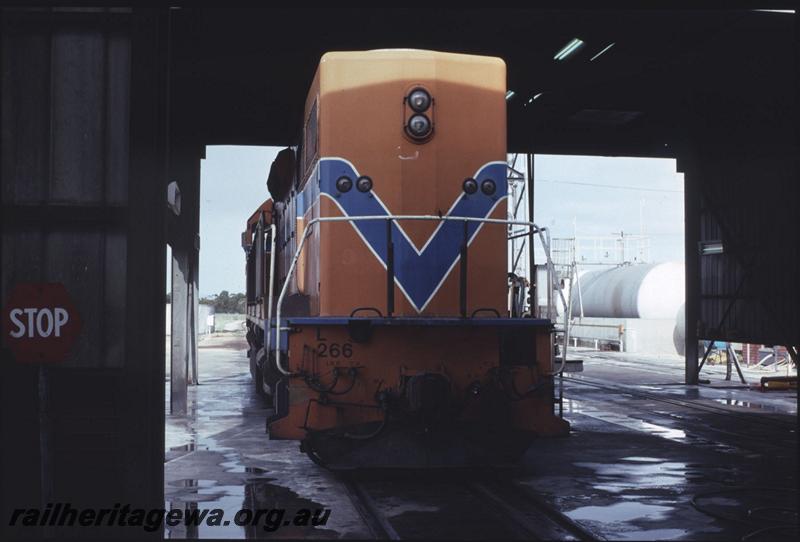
[253,347,273,402]
[254,362,265,397]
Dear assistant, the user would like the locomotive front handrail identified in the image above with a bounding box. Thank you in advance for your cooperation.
[272,214,570,377]
[264,223,277,367]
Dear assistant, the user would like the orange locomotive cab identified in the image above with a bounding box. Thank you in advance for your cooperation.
[246,50,568,469]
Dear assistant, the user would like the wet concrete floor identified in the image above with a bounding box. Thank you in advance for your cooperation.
[165,336,798,539]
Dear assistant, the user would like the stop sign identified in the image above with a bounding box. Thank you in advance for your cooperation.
[2,283,82,363]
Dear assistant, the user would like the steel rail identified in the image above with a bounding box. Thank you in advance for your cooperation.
[564,374,797,431]
[341,478,401,540]
[467,480,601,541]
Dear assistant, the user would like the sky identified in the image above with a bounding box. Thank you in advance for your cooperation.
[197,146,684,297]
[531,154,684,265]
[198,146,281,298]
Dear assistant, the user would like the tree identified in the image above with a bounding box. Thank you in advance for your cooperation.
[216,290,231,312]
[233,293,246,314]
[199,290,246,314]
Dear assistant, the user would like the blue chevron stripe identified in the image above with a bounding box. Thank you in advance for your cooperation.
[319,158,507,312]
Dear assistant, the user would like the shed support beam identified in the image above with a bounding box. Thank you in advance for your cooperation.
[682,158,700,385]
[526,153,536,316]
[170,247,189,415]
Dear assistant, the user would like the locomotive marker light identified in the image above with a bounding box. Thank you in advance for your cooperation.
[407,87,431,112]
[406,114,432,139]
[480,179,497,196]
[2,282,82,363]
[356,176,373,192]
[335,175,353,193]
[463,178,478,194]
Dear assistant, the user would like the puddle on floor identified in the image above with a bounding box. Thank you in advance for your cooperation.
[567,501,672,522]
[170,443,198,452]
[615,528,688,540]
[575,459,686,494]
[168,479,219,489]
[565,399,749,455]
[712,398,790,413]
[565,400,688,442]
[565,501,692,539]
[165,480,340,539]
[381,502,442,517]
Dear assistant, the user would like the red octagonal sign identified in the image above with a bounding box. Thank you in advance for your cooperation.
[2,283,82,363]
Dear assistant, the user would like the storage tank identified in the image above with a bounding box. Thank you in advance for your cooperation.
[673,302,686,355]
[572,262,684,319]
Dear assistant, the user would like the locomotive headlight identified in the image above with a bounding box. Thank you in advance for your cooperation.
[336,175,353,193]
[480,179,496,195]
[408,88,431,112]
[356,175,373,192]
[406,114,432,139]
[462,178,478,194]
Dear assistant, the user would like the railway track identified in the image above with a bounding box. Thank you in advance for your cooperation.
[341,473,600,541]
[335,374,794,540]
[563,373,796,431]
[562,374,797,453]
[466,480,600,541]
[341,476,401,540]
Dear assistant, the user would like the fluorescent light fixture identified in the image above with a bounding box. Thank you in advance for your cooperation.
[524,93,544,106]
[505,90,516,100]
[554,38,585,61]
[700,241,724,255]
[590,42,615,62]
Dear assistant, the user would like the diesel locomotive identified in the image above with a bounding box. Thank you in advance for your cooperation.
[243,50,569,469]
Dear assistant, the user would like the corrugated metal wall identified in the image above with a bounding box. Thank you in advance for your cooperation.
[695,148,799,346]
[679,16,799,366]
[2,12,131,368]
[1,8,169,538]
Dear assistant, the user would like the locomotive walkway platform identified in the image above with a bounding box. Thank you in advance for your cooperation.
[164,336,798,539]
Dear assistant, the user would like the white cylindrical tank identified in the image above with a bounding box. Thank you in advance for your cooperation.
[571,262,684,320]
[673,303,686,355]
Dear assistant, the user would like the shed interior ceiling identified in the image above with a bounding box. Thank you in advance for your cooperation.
[171,8,795,156]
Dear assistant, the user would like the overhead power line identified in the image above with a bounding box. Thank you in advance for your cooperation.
[535,178,683,194]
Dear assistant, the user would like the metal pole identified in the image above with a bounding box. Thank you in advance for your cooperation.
[265,223,276,358]
[386,220,394,317]
[460,220,468,317]
[511,239,526,275]
[575,262,584,319]
[725,342,732,381]
[509,169,517,277]
[729,344,747,384]
[545,230,552,320]
[697,340,715,375]
[527,153,535,316]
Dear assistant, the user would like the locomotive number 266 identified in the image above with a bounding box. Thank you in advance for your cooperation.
[317,342,353,358]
